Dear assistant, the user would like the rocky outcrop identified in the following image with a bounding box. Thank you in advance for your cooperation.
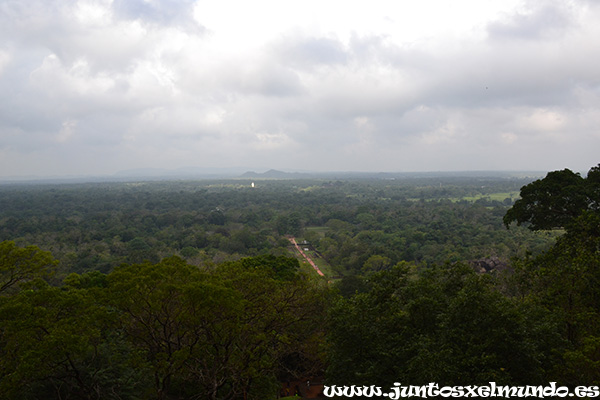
[470,256,510,274]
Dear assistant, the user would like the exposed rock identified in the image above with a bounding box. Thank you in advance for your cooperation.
[470,256,510,274]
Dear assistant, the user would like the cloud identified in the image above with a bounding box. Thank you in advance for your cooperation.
[276,35,349,69]
[1,0,600,177]
[236,63,306,97]
[112,0,201,29]
[0,49,10,75]
[487,1,575,41]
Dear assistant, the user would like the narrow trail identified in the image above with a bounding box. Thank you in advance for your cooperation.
[288,237,325,277]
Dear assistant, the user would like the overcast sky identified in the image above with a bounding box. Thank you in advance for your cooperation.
[1,0,599,178]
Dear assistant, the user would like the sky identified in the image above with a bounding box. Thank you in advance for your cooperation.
[1,0,600,178]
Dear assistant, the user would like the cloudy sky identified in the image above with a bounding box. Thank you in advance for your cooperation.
[1,0,599,178]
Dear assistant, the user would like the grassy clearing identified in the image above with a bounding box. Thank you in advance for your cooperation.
[290,227,337,278]
[298,261,323,279]
[294,254,332,279]
[288,232,335,278]
[441,191,520,203]
[303,248,335,276]
[304,226,330,235]
[460,191,520,202]
[406,191,521,203]
[298,185,323,192]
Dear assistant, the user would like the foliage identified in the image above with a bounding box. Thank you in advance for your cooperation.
[504,165,600,230]
[2,168,599,397]
[504,163,600,385]
[326,263,561,387]
[0,241,57,295]
[0,254,326,399]
[508,211,600,385]
[0,176,555,276]
[0,280,144,399]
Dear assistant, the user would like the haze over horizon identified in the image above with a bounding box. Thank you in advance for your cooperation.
[1,0,600,178]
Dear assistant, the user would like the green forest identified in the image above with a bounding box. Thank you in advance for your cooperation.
[1,165,599,399]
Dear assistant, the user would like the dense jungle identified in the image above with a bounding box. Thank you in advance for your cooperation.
[1,166,599,399]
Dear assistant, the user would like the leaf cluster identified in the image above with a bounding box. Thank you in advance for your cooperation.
[0,252,328,399]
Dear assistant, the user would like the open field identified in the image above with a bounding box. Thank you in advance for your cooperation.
[301,248,336,277]
[288,235,336,278]
[304,226,330,236]
[406,191,521,203]
[458,191,520,202]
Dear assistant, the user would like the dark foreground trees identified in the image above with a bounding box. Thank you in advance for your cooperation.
[0,241,57,295]
[509,213,600,385]
[2,164,599,398]
[503,164,600,384]
[0,249,327,400]
[503,164,600,231]
[327,163,600,389]
[107,256,327,400]
[327,263,563,388]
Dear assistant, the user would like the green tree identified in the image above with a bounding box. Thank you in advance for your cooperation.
[327,263,558,387]
[362,254,392,273]
[509,212,600,384]
[504,163,600,385]
[504,165,599,230]
[106,255,326,400]
[107,256,212,399]
[0,280,142,399]
[0,241,57,295]
[229,254,300,280]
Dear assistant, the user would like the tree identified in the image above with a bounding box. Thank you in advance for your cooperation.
[362,254,392,273]
[0,241,57,295]
[504,164,600,231]
[0,280,142,399]
[327,263,558,387]
[229,254,300,280]
[504,164,600,385]
[106,255,327,400]
[107,256,212,399]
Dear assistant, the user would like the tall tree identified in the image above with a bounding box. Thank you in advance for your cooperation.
[505,163,600,385]
[0,241,57,295]
[0,280,141,399]
[106,255,327,400]
[327,263,556,387]
[504,164,600,231]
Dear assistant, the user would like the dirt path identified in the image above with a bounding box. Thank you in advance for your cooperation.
[288,237,325,277]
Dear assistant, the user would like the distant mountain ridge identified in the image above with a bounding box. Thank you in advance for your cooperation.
[240,169,312,178]
[239,169,545,180]
[1,168,546,184]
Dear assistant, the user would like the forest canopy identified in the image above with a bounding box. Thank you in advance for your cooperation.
[0,174,555,276]
[1,167,599,399]
[504,164,600,231]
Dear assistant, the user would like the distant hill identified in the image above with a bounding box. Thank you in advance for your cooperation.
[0,168,545,184]
[240,169,312,178]
[239,169,545,180]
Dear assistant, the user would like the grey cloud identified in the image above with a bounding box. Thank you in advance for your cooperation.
[0,0,203,74]
[2,0,600,177]
[276,36,348,69]
[112,0,203,31]
[414,54,571,110]
[487,2,574,41]
[347,33,407,65]
[239,64,305,97]
[275,32,416,72]
[0,2,128,72]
